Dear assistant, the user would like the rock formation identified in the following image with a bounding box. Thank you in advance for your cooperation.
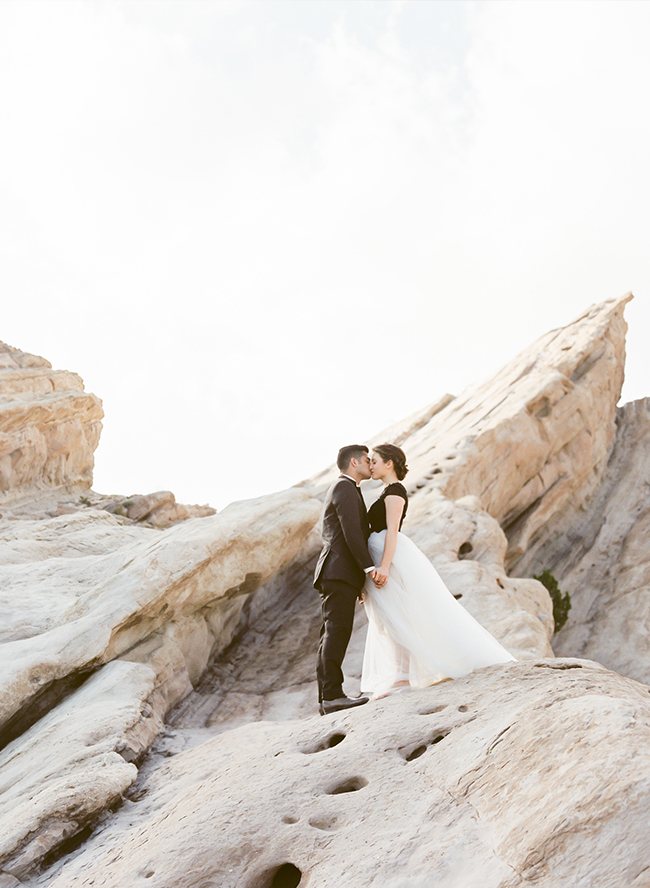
[3,292,650,887]
[0,342,103,503]
[40,661,650,888]
[0,489,320,876]
[517,397,650,685]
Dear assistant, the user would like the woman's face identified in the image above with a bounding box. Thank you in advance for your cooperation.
[370,453,391,480]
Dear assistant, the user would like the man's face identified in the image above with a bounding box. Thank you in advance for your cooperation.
[353,452,372,480]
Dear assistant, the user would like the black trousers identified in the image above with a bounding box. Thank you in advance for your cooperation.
[316,578,360,702]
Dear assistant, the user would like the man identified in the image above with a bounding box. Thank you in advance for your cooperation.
[314,444,378,715]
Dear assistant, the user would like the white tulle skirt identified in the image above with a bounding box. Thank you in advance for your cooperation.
[361,531,516,698]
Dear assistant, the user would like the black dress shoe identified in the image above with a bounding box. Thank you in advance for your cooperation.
[319,695,370,715]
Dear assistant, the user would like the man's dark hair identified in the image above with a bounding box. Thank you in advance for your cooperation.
[337,444,369,472]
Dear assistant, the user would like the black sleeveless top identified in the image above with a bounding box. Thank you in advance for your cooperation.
[368,482,408,533]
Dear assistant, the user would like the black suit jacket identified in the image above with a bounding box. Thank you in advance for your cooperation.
[314,476,374,590]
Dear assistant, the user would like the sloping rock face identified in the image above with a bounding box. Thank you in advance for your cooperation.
[2,294,643,885]
[518,397,650,685]
[40,661,650,888]
[0,343,103,503]
[0,490,321,875]
[168,295,634,740]
[374,294,630,574]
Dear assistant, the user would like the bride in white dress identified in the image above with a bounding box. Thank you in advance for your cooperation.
[360,443,515,699]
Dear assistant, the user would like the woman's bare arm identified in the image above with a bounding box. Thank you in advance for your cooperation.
[373,495,405,586]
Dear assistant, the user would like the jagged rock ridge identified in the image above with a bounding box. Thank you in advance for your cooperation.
[2,294,650,887]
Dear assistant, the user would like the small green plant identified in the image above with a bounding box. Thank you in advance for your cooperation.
[534,569,571,633]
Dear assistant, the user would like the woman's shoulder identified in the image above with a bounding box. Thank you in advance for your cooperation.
[384,481,408,499]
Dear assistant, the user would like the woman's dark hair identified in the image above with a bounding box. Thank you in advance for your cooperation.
[373,443,409,480]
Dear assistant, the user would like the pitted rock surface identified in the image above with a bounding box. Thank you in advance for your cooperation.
[39,661,650,888]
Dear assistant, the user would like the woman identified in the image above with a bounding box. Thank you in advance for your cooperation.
[361,443,515,699]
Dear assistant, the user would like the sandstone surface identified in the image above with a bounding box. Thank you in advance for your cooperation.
[0,490,321,874]
[38,660,650,888]
[164,296,635,739]
[307,295,631,574]
[0,342,103,503]
[516,397,650,685]
[3,293,648,887]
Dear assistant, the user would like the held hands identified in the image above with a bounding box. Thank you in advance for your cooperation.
[373,566,389,588]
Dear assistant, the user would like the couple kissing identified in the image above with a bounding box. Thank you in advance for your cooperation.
[314,443,515,716]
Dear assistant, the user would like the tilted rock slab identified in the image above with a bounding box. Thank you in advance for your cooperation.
[0,490,320,873]
[0,342,103,503]
[0,489,320,737]
[519,397,650,686]
[40,660,650,888]
[0,661,161,878]
[309,295,631,573]
[171,296,634,735]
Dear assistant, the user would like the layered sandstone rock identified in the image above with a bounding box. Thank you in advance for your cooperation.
[171,296,634,738]
[518,397,650,685]
[0,490,321,874]
[380,294,631,573]
[1,294,644,885]
[41,660,650,888]
[0,342,103,503]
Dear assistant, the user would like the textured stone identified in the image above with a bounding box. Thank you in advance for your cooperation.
[0,488,321,873]
[519,397,650,685]
[0,342,103,503]
[0,661,159,878]
[41,661,650,888]
[102,490,216,527]
[306,294,632,575]
[4,294,647,886]
[0,489,320,736]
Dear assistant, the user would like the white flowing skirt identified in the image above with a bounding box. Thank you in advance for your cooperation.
[361,531,516,697]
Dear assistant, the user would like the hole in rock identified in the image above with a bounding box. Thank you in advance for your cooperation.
[458,705,468,712]
[431,468,442,474]
[418,704,446,716]
[405,745,427,762]
[264,863,302,888]
[458,542,473,559]
[282,815,299,824]
[533,662,583,670]
[300,731,346,754]
[309,814,339,831]
[400,731,449,761]
[325,776,368,795]
[496,578,504,589]
[453,593,462,600]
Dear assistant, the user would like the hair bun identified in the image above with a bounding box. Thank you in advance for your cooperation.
[374,443,409,481]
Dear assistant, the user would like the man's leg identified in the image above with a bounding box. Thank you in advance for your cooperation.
[317,579,359,701]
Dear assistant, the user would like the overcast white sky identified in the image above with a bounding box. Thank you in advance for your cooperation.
[2,0,649,508]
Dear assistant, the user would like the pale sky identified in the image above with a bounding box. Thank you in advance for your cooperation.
[2,0,649,509]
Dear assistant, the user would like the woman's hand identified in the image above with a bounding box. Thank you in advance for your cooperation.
[374,566,389,587]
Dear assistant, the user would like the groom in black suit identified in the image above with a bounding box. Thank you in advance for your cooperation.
[314,444,377,715]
